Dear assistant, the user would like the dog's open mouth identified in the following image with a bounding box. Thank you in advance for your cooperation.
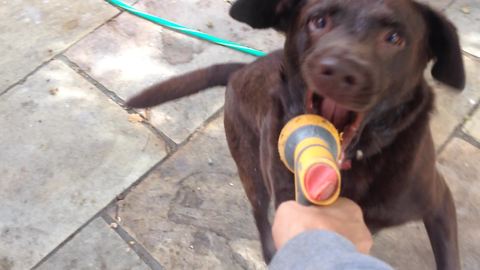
[306,90,364,168]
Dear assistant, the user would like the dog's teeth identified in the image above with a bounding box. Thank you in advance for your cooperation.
[356,150,364,160]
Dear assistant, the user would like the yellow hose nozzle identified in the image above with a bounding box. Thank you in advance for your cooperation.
[278,114,342,206]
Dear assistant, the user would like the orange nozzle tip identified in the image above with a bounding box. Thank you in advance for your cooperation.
[305,164,339,202]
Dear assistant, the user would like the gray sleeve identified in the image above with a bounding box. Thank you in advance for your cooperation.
[269,230,393,270]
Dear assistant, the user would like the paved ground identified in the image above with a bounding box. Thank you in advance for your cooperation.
[0,0,478,269]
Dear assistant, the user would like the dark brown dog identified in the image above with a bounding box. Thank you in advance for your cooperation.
[127,0,465,269]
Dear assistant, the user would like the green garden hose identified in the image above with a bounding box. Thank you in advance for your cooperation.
[106,0,267,57]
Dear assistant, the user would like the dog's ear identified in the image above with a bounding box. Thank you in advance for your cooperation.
[229,0,300,31]
[415,3,465,89]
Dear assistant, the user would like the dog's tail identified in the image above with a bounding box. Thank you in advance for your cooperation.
[126,63,246,108]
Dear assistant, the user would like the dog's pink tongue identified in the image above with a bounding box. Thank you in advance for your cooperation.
[321,98,349,130]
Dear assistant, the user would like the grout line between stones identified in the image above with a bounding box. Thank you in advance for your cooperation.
[0,6,125,97]
[30,106,226,269]
[56,54,179,152]
[173,105,226,149]
[110,108,226,201]
[457,130,480,149]
[0,58,54,96]
[111,154,170,201]
[94,109,228,260]
[463,51,480,61]
[30,155,170,269]
[31,211,106,269]
[24,58,227,265]
[101,213,164,270]
[437,97,480,154]
[56,54,128,106]
[3,5,183,265]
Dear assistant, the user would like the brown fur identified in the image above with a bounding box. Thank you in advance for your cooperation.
[127,1,465,269]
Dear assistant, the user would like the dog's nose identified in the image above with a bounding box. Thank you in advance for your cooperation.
[317,57,365,91]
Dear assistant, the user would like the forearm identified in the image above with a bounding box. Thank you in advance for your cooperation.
[269,230,393,270]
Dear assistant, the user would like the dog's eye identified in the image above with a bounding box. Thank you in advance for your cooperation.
[385,31,405,46]
[309,15,330,31]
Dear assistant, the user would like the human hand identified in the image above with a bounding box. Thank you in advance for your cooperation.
[272,198,373,254]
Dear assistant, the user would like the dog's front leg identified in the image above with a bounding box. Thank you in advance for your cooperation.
[423,172,460,270]
[224,114,275,263]
[260,108,295,209]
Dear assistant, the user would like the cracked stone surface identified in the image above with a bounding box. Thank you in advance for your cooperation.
[36,218,150,270]
[463,108,480,142]
[107,115,265,270]
[445,0,480,57]
[0,60,166,270]
[429,56,480,147]
[371,138,480,270]
[0,0,127,92]
[65,0,283,144]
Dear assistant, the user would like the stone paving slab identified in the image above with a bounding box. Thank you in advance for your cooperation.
[107,115,265,270]
[463,107,480,142]
[35,217,150,270]
[430,55,480,147]
[135,0,284,52]
[65,0,283,144]
[109,118,480,270]
[418,0,453,10]
[0,60,166,270]
[371,222,435,269]
[1,1,478,269]
[445,0,480,57]
[371,138,480,269]
[438,139,480,269]
[0,0,128,92]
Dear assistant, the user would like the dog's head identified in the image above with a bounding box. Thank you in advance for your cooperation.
[232,0,465,151]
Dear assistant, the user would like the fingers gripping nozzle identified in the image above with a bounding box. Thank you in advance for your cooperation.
[278,114,342,206]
